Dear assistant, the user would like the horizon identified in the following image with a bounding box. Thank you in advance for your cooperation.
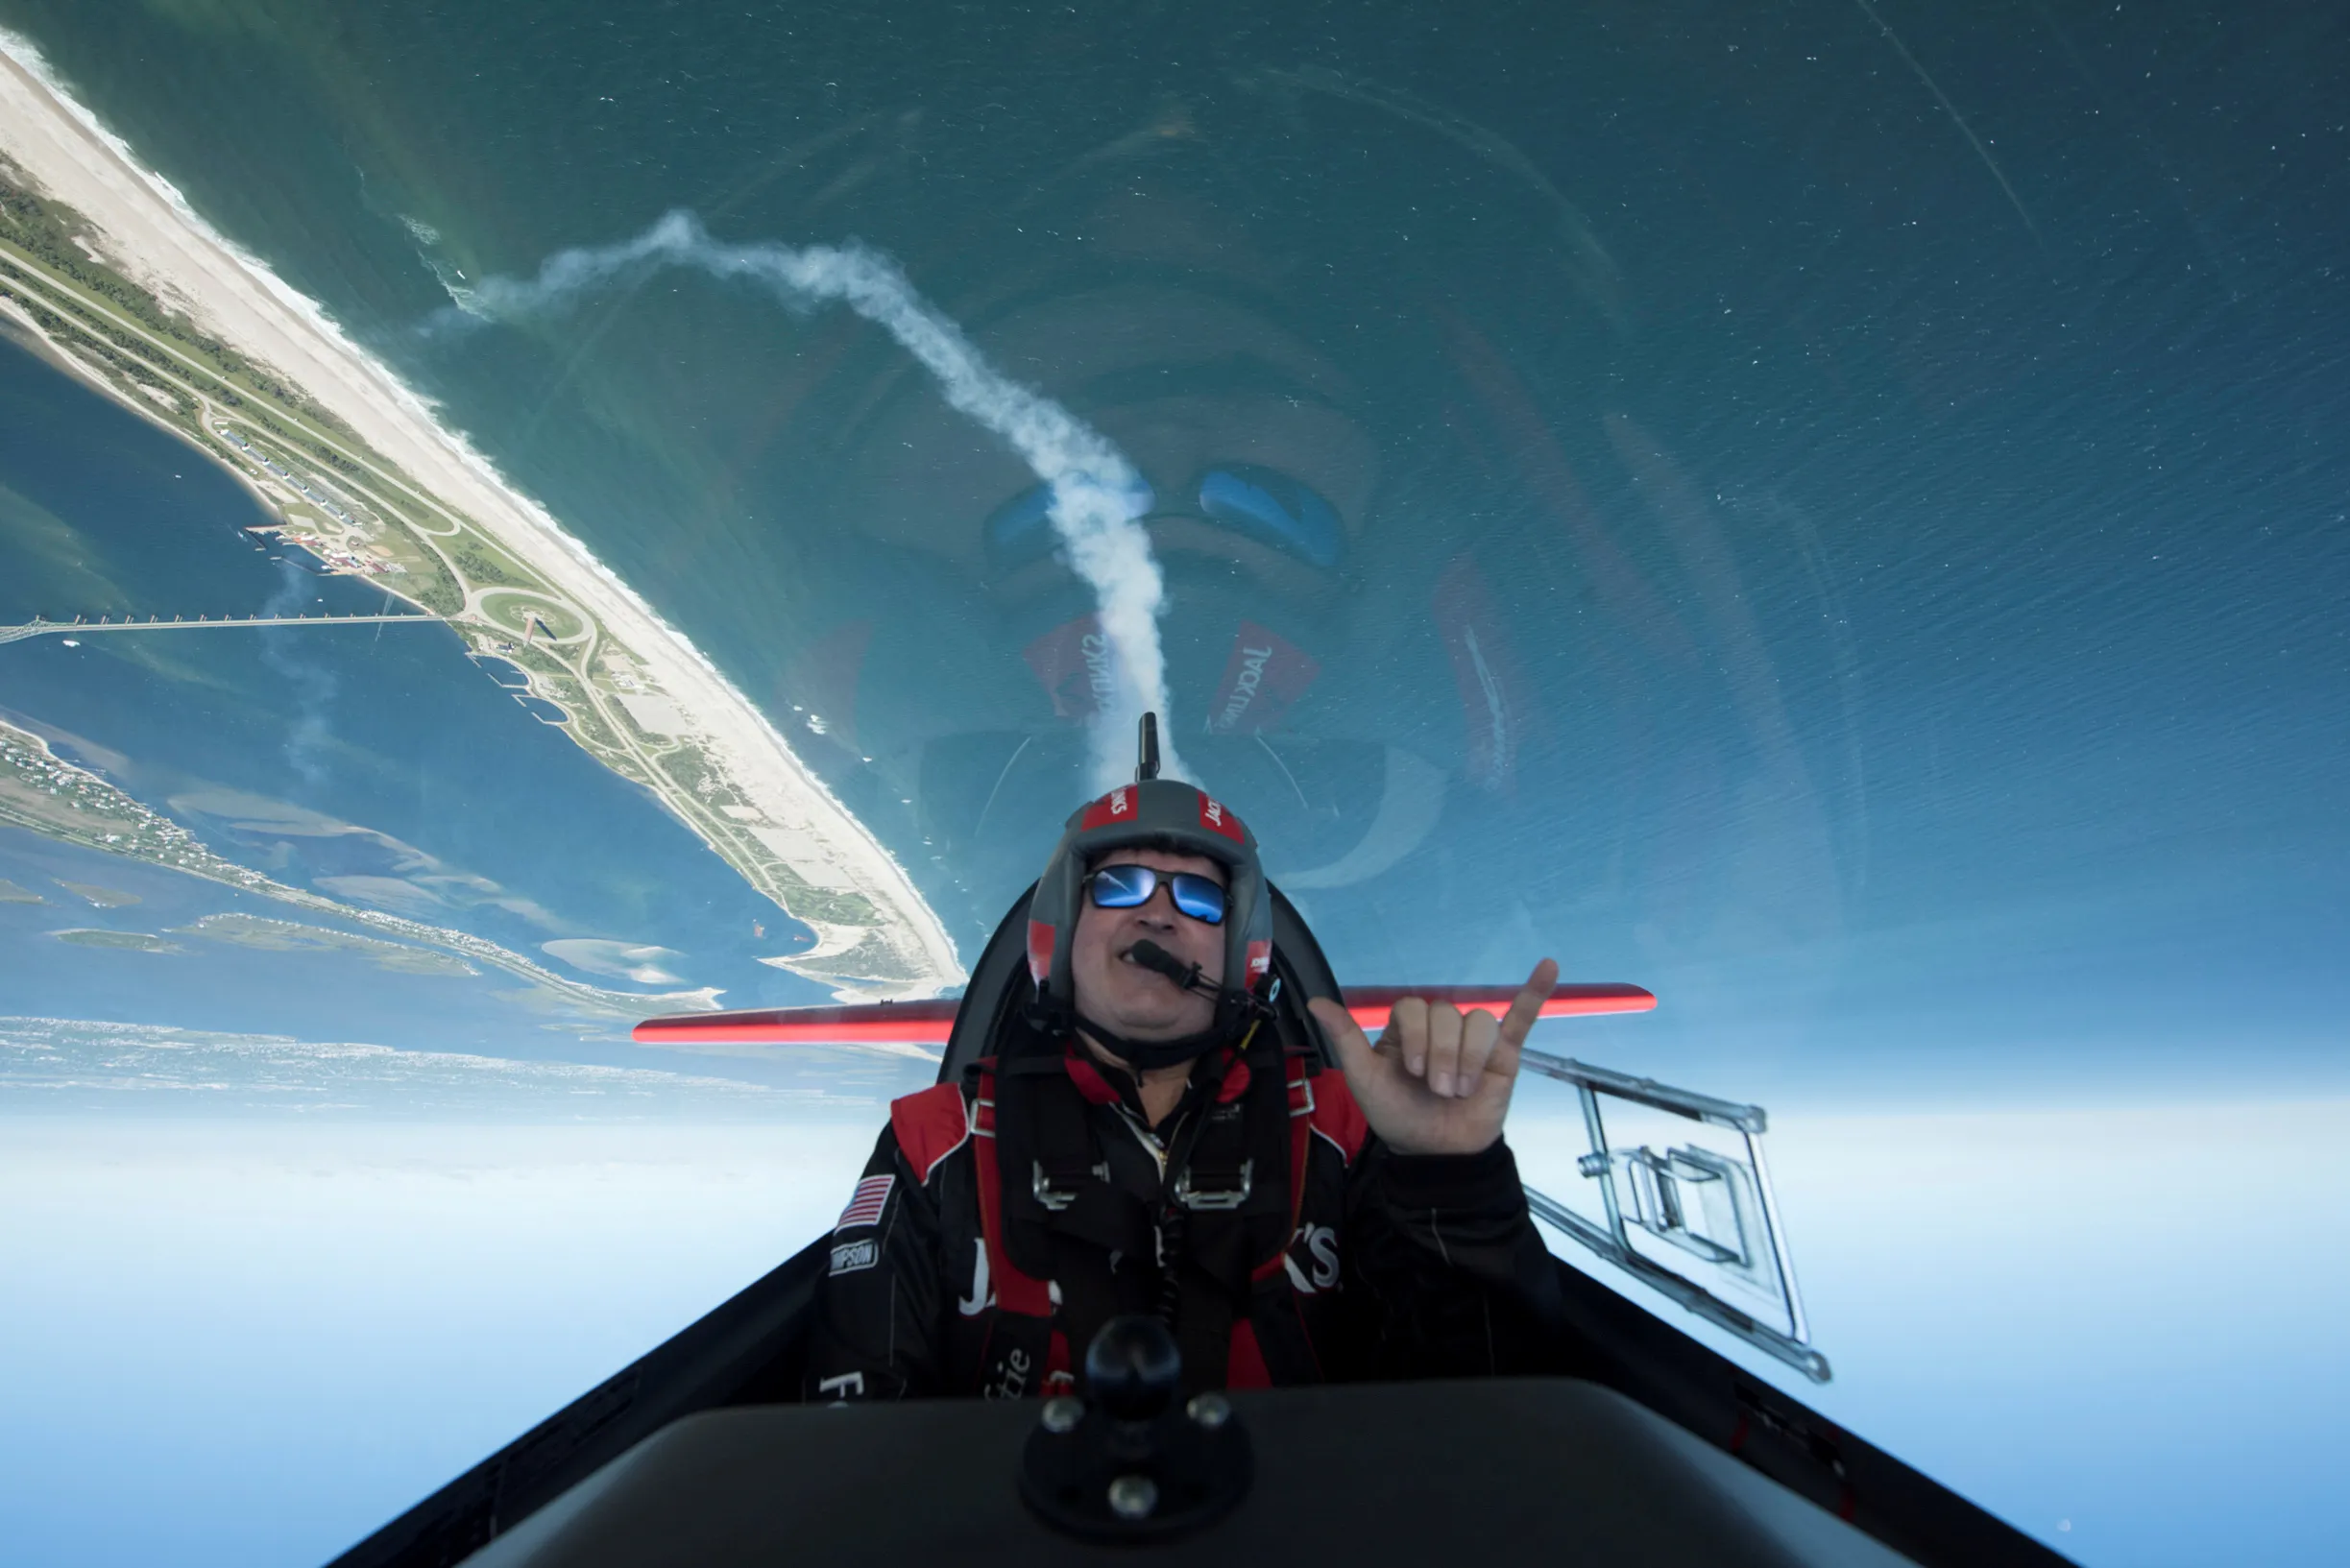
[0,3,2343,1564]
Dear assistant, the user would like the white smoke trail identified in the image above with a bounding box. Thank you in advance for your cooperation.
[453,210,1181,790]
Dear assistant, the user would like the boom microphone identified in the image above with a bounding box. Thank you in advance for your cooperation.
[1127,939,1275,1021]
[1126,938,1209,994]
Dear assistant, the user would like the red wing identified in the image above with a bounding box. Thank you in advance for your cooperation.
[633,1000,959,1046]
[1342,983,1655,1033]
[631,983,1652,1047]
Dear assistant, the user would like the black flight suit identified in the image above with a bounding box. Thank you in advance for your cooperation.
[804,1029,1569,1401]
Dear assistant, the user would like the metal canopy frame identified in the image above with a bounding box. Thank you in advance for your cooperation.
[1517,1050,1829,1384]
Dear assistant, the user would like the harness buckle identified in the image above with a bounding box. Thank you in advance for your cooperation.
[1174,1158,1253,1212]
[1032,1159,1109,1212]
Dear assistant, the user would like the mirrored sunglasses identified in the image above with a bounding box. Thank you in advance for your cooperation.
[985,466,1345,572]
[1085,864,1227,925]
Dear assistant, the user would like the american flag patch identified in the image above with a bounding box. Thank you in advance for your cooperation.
[835,1173,894,1232]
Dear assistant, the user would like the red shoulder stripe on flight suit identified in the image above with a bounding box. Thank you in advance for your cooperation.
[888,1082,972,1184]
[970,1065,1072,1393]
[1227,1319,1273,1387]
[1214,1053,1252,1103]
[1308,1069,1370,1165]
[1061,1052,1123,1106]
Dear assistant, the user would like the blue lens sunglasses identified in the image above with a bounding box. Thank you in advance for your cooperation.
[1085,864,1227,925]
[985,465,1345,573]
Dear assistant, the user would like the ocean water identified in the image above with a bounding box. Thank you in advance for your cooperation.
[0,332,826,1038]
[0,2,2345,1563]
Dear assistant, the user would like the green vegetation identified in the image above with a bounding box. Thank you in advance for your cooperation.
[794,888,880,926]
[482,593,582,642]
[566,704,619,753]
[533,604,584,640]
[174,913,477,977]
[407,550,465,615]
[56,880,139,907]
[657,748,712,796]
[610,697,660,744]
[53,928,181,953]
[504,638,570,678]
[0,878,42,904]
[0,175,352,440]
[450,538,522,588]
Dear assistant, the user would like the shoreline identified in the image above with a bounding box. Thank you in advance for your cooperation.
[0,717,730,1020]
[0,286,351,573]
[0,30,961,999]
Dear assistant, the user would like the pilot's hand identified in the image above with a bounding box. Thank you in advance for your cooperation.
[1306,959,1558,1157]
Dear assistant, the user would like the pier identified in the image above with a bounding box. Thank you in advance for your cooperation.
[0,612,448,646]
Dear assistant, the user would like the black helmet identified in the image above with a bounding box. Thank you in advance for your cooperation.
[1025,775,1274,1066]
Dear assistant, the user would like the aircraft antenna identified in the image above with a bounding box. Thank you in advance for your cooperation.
[1135,712,1161,782]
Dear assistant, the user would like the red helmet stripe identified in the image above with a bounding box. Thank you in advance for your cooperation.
[1197,791,1246,843]
[1026,919,1056,984]
[1078,785,1135,831]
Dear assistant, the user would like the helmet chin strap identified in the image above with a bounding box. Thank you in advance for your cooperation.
[1072,1012,1236,1073]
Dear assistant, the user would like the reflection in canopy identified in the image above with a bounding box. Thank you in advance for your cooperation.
[488,75,1857,1009]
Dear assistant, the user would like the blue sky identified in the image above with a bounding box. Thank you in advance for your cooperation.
[0,1013,927,1567]
[0,1115,871,1566]
[2,2,2346,1561]
[8,1012,2343,1567]
[1512,1087,2350,1565]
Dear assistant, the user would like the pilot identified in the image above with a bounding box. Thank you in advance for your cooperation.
[805,774,1569,1401]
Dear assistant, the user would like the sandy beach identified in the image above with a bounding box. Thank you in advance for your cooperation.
[0,32,962,1000]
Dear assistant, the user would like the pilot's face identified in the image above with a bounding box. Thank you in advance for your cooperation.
[1069,846,1227,1045]
[830,280,1378,602]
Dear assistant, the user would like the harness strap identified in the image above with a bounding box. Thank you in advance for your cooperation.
[1226,1052,1325,1384]
[974,1036,1324,1393]
[998,1054,1139,1266]
[1227,1052,1320,1289]
[971,1068,1078,1397]
[970,1070,1053,1319]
